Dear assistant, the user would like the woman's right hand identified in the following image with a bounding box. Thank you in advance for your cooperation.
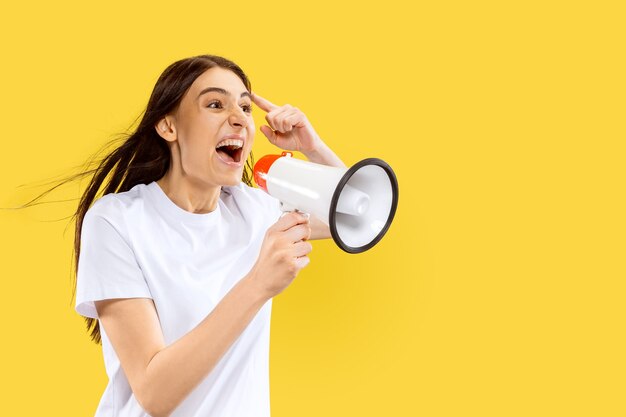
[248,212,313,299]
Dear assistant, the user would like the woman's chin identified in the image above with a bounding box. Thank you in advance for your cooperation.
[222,177,241,187]
[215,171,243,187]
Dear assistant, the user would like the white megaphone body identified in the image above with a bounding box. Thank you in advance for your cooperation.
[253,152,399,254]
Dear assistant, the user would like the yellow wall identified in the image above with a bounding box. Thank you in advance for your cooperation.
[1,1,624,415]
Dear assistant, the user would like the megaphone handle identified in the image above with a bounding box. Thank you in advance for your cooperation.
[279,201,310,220]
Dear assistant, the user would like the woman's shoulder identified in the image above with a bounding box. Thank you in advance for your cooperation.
[225,181,278,204]
[84,183,149,224]
[223,182,281,216]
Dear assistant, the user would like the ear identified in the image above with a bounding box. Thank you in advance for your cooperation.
[155,116,177,142]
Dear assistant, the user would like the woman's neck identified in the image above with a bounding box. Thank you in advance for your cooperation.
[156,173,221,214]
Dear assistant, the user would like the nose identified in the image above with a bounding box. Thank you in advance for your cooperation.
[228,106,247,128]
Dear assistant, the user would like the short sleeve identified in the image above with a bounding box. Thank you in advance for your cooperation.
[75,208,152,319]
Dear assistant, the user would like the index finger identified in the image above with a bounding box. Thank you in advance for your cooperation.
[274,211,310,232]
[251,92,279,113]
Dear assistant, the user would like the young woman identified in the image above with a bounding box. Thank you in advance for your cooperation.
[73,55,346,416]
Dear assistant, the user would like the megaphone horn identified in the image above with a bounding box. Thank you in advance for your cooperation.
[253,152,399,254]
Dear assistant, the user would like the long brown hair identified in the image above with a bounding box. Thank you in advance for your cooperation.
[19,55,255,344]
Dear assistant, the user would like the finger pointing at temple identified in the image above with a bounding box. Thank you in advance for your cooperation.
[251,93,279,113]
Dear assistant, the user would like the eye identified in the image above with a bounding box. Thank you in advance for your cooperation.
[207,100,222,109]
[241,104,252,113]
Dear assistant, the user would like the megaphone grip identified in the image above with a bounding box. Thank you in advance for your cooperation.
[279,202,310,220]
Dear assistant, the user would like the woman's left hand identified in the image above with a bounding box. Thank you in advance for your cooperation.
[251,93,322,154]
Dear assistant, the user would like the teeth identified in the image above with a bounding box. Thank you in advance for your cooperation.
[216,139,243,149]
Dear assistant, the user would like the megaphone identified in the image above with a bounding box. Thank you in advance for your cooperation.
[253,152,399,254]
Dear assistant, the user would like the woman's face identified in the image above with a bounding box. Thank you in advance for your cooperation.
[158,66,255,187]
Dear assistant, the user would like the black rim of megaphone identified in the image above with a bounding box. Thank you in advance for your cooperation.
[329,158,399,254]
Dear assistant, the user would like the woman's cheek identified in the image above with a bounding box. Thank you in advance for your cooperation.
[184,140,210,169]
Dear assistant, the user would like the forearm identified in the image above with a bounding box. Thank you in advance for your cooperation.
[141,273,270,417]
[303,140,346,168]
[302,141,345,240]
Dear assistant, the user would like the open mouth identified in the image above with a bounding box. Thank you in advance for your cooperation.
[215,139,244,163]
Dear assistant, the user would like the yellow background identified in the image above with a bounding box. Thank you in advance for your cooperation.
[1,1,624,415]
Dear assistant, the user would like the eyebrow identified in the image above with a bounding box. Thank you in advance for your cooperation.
[197,87,251,100]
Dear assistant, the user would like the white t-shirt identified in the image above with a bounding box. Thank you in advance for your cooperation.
[75,180,283,417]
